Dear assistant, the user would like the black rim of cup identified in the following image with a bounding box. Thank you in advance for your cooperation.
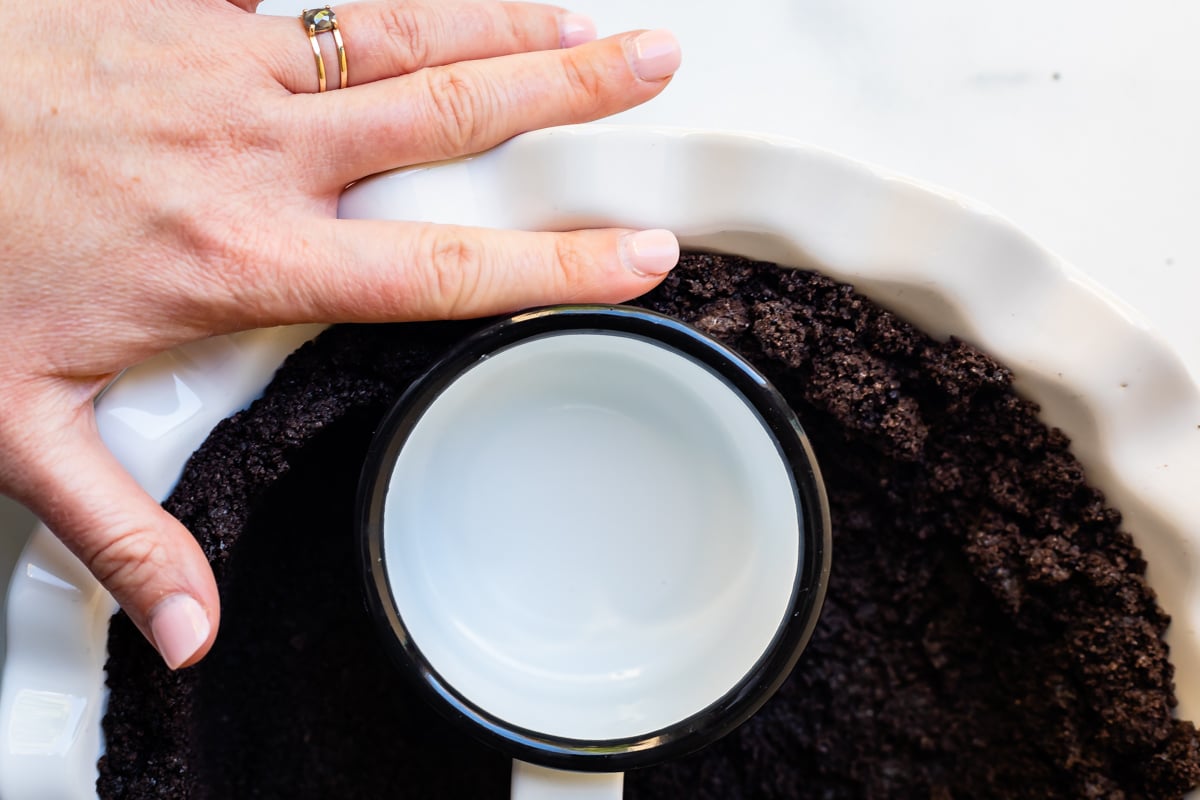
[357,304,832,772]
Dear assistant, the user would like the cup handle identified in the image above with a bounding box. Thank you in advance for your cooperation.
[511,760,623,800]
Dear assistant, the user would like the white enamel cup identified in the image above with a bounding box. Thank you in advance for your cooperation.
[358,305,831,799]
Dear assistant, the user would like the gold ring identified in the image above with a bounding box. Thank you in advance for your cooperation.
[300,6,347,92]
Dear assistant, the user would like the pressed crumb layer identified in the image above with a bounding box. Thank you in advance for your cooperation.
[100,253,1200,799]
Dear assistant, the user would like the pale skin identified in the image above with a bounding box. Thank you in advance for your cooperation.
[0,0,681,670]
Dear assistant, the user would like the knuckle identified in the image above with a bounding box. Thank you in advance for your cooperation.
[380,5,431,73]
[419,228,483,316]
[167,205,242,270]
[552,236,590,293]
[216,112,281,157]
[421,66,491,154]
[498,5,539,50]
[84,525,165,593]
[163,95,280,159]
[558,53,610,112]
[160,203,281,328]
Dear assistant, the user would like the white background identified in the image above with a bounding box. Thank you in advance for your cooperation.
[2,0,1197,662]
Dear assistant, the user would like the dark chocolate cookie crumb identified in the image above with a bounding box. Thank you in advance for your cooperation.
[99,253,1200,799]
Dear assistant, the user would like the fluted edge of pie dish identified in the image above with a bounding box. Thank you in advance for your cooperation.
[2,124,1197,799]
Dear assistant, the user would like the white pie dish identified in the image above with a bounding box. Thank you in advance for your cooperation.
[1,124,1198,799]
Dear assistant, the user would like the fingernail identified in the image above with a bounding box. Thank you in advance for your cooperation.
[626,29,681,81]
[620,229,680,277]
[150,594,210,670]
[560,13,597,48]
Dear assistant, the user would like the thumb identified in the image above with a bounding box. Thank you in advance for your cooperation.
[6,406,220,670]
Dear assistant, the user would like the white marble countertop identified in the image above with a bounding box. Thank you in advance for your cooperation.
[565,0,1200,381]
[2,0,1197,674]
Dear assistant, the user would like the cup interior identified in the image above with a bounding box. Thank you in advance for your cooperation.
[360,306,829,766]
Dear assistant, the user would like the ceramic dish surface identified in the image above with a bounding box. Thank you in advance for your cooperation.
[2,125,1198,799]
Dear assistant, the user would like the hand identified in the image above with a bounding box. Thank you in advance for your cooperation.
[0,0,681,669]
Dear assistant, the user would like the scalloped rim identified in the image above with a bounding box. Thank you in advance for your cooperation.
[3,125,1197,799]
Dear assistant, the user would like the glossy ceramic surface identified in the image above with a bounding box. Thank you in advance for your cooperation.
[0,325,323,799]
[3,125,1199,798]
[360,306,829,770]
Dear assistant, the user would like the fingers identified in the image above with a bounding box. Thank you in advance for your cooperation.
[298,29,681,187]
[1,390,220,670]
[266,0,595,93]
[218,220,679,325]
